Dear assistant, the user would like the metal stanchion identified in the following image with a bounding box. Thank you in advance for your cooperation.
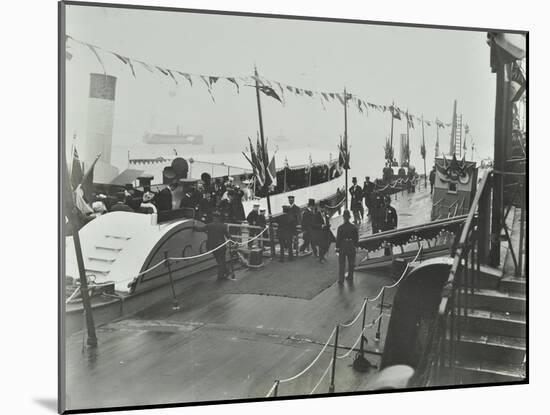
[164,251,180,310]
[273,380,279,397]
[353,300,374,372]
[329,324,340,393]
[375,289,385,341]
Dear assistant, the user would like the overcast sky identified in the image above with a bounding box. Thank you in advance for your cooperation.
[65,4,499,179]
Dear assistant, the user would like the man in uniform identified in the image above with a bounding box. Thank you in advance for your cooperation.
[276,205,296,261]
[299,198,316,255]
[336,210,359,285]
[193,211,232,280]
[371,192,385,234]
[362,176,375,217]
[349,177,364,225]
[381,195,398,255]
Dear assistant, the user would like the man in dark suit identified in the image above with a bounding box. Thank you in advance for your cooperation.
[312,201,335,263]
[287,195,301,252]
[381,195,398,256]
[336,210,359,284]
[299,198,316,255]
[110,191,134,213]
[156,182,177,211]
[246,204,261,248]
[193,211,232,280]
[362,176,375,217]
[349,177,364,225]
[276,205,296,261]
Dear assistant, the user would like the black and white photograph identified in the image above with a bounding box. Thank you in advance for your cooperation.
[58,1,527,413]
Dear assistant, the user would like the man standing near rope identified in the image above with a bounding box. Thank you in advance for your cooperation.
[336,210,358,285]
[193,211,232,280]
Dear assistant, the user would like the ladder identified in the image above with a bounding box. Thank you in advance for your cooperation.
[454,114,463,157]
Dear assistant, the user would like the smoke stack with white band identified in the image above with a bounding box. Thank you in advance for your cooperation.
[85,73,119,182]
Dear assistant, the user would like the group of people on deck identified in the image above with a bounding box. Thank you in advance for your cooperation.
[272,196,335,263]
[349,176,398,233]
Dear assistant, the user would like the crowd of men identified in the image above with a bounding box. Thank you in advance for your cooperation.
[81,176,252,225]
[349,176,398,233]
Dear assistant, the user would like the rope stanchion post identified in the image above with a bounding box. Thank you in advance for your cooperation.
[164,251,180,311]
[329,324,340,393]
[273,380,280,397]
[375,288,385,342]
[353,299,373,372]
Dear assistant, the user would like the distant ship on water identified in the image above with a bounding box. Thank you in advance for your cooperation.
[143,125,204,145]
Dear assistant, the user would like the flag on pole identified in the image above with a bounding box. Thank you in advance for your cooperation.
[70,147,84,190]
[338,136,350,170]
[81,153,100,203]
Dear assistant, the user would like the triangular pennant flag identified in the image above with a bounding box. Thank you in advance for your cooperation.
[177,71,193,86]
[320,95,327,111]
[86,44,106,74]
[335,94,345,105]
[258,85,282,103]
[209,76,219,87]
[356,98,364,114]
[138,60,154,74]
[321,92,330,101]
[304,90,313,97]
[200,76,216,102]
[166,69,178,84]
[113,53,136,77]
[286,85,294,93]
[329,93,335,100]
[156,66,170,77]
[226,77,240,93]
[276,82,285,103]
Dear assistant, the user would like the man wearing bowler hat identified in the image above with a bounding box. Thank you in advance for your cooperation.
[336,210,359,284]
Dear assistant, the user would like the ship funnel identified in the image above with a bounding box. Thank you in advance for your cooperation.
[85,73,119,182]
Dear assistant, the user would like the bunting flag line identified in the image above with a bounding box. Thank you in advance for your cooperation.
[67,34,455,130]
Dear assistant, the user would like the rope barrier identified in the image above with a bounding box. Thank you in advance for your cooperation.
[133,225,270,278]
[309,357,333,395]
[265,381,279,398]
[323,197,346,210]
[336,313,386,360]
[265,245,422,397]
[340,299,367,328]
[278,327,337,384]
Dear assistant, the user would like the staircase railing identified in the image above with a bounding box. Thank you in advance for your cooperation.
[421,168,492,386]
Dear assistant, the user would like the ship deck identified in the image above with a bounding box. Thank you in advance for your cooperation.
[64,184,439,411]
